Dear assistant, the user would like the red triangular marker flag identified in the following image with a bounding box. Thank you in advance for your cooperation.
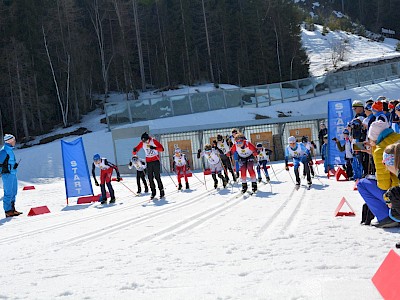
[334,197,356,217]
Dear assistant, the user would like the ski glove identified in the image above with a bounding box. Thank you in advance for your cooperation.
[133,147,138,153]
[149,145,157,150]
[95,181,99,186]
[13,163,18,169]
[116,177,121,182]
[285,165,289,171]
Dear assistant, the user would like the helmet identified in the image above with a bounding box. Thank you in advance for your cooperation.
[174,147,181,153]
[288,136,296,143]
[343,129,350,135]
[204,144,212,151]
[132,155,138,161]
[256,143,262,148]
[301,136,308,143]
[141,132,150,142]
[217,134,223,141]
[93,153,101,161]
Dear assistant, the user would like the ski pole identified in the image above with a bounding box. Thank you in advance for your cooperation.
[157,155,178,188]
[119,180,138,196]
[270,164,279,181]
[191,171,206,186]
[287,168,296,185]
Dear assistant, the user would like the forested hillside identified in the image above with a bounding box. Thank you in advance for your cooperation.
[0,0,309,140]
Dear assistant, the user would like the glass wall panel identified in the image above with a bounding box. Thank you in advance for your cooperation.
[268,83,282,104]
[372,65,386,82]
[386,63,399,78]
[357,68,373,84]
[281,81,299,103]
[208,91,226,110]
[314,75,330,96]
[342,70,358,89]
[327,73,345,92]
[105,102,131,128]
[129,99,152,121]
[254,85,270,106]
[170,95,191,116]
[190,93,209,113]
[224,88,243,108]
[297,78,315,100]
[149,97,173,119]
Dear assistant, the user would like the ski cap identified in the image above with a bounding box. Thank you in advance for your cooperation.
[217,134,223,141]
[141,132,150,142]
[4,134,15,142]
[343,129,349,135]
[352,100,364,108]
[301,136,308,143]
[256,143,263,148]
[93,153,101,161]
[174,147,181,153]
[204,144,212,151]
[288,136,296,143]
[132,155,138,161]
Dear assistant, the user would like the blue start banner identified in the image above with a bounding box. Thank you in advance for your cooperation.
[61,137,93,199]
[327,99,354,165]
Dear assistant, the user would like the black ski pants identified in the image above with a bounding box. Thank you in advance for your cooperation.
[147,160,164,194]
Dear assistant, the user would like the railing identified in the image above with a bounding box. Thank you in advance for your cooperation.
[105,60,400,130]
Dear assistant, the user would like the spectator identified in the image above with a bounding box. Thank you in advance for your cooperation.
[357,121,400,228]
[0,134,22,217]
[318,122,328,153]
[333,129,354,180]
[352,100,366,119]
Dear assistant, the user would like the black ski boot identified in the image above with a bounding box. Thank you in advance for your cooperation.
[214,180,218,189]
[160,189,165,198]
[178,183,182,190]
[241,183,248,194]
[252,182,257,193]
[258,178,262,183]
[295,182,300,190]
[100,196,107,204]
[109,197,116,204]
[266,176,270,183]
[150,191,156,200]
[137,188,141,194]
[144,187,149,193]
[185,182,189,189]
[223,178,228,188]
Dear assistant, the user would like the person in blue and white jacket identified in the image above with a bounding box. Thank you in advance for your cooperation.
[0,134,22,217]
[285,136,312,187]
[333,129,354,180]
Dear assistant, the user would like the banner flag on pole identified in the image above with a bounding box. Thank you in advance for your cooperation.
[328,99,354,166]
[61,137,93,200]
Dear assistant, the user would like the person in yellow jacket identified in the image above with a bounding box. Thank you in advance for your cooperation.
[357,120,400,228]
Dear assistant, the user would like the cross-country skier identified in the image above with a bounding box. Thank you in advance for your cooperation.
[230,133,258,193]
[197,144,227,189]
[128,155,148,194]
[255,143,272,183]
[92,154,121,204]
[214,136,237,182]
[133,132,165,199]
[229,128,241,178]
[172,147,190,190]
[301,136,315,178]
[285,136,312,188]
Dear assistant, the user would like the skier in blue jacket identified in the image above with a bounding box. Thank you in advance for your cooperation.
[0,134,22,217]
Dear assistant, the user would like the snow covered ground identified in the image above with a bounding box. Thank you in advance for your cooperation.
[302,24,400,76]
